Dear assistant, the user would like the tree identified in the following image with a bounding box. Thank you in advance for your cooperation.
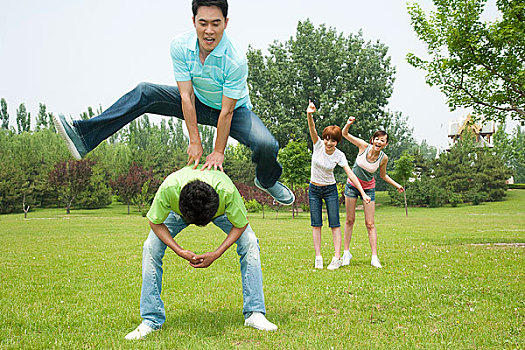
[1,98,9,129]
[278,140,311,218]
[36,103,49,130]
[16,103,31,134]
[392,152,415,216]
[434,132,511,203]
[407,0,525,123]
[110,163,158,214]
[198,124,215,156]
[224,143,256,184]
[48,159,95,214]
[247,19,398,152]
[235,182,275,219]
[494,122,525,183]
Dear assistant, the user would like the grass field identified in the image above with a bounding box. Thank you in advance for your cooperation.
[1,191,524,349]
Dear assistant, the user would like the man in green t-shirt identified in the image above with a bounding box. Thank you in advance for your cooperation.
[125,166,277,340]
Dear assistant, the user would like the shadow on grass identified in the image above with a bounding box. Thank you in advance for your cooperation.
[160,308,290,337]
[162,308,242,336]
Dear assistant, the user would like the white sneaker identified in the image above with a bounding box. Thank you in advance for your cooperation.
[342,251,353,266]
[314,256,323,269]
[327,257,342,270]
[371,256,383,268]
[124,323,156,340]
[244,312,278,331]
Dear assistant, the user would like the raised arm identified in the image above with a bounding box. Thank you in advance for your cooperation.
[306,100,319,144]
[177,80,203,169]
[379,155,404,193]
[201,95,237,171]
[342,117,369,151]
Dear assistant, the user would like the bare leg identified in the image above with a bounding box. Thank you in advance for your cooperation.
[344,197,358,251]
[312,226,322,256]
[331,226,342,259]
[363,200,377,255]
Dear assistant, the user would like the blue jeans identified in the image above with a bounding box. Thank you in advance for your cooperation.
[308,183,341,228]
[140,211,266,329]
[73,82,282,188]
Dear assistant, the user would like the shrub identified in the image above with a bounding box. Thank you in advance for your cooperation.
[244,199,261,213]
[448,193,463,207]
[508,183,525,189]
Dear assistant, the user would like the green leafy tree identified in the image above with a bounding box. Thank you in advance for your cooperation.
[223,143,256,184]
[494,122,525,183]
[392,151,415,216]
[79,106,96,120]
[16,103,31,134]
[1,98,9,129]
[48,159,95,214]
[247,19,398,153]
[278,140,311,218]
[36,103,49,130]
[74,165,112,209]
[407,0,525,122]
[168,118,188,151]
[198,124,215,156]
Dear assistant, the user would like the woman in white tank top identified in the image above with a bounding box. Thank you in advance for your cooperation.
[306,101,370,270]
[341,116,404,268]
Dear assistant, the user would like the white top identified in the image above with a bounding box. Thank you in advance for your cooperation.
[310,139,348,185]
[355,144,385,174]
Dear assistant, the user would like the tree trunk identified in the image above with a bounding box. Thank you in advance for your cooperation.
[404,189,408,217]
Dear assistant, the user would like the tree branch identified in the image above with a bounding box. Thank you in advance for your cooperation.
[467,45,525,99]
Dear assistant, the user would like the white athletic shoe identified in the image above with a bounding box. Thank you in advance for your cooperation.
[327,257,342,270]
[342,251,353,266]
[244,312,278,331]
[124,323,156,340]
[314,256,323,269]
[371,256,383,268]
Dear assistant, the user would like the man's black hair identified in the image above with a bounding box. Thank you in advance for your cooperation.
[179,180,220,226]
[192,0,228,18]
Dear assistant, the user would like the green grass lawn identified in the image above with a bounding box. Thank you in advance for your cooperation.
[1,191,524,349]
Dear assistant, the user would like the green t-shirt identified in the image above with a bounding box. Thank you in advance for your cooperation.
[146,166,248,228]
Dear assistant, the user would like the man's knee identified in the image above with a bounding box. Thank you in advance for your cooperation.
[253,135,279,156]
[143,232,165,259]
[237,230,260,255]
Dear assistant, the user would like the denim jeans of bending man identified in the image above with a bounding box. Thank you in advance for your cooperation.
[140,211,266,330]
[73,82,282,188]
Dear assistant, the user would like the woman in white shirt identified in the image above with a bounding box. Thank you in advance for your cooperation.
[306,101,370,270]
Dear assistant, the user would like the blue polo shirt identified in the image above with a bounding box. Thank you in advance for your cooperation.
[170,31,252,110]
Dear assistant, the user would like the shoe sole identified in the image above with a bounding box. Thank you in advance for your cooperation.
[52,114,82,160]
[244,322,278,331]
[254,179,295,206]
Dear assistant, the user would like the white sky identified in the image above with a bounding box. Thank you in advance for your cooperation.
[0,0,501,148]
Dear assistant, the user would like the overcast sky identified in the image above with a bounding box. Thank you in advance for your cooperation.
[0,0,501,148]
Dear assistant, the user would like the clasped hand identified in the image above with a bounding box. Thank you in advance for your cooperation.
[180,250,218,268]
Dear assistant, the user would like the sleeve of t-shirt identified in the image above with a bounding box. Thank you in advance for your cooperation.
[146,187,173,224]
[314,138,323,151]
[222,61,248,100]
[337,151,349,167]
[224,190,249,228]
[170,39,191,82]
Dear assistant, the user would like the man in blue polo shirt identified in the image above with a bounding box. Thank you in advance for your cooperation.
[52,0,294,205]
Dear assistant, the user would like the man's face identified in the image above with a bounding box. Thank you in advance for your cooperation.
[193,6,228,56]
